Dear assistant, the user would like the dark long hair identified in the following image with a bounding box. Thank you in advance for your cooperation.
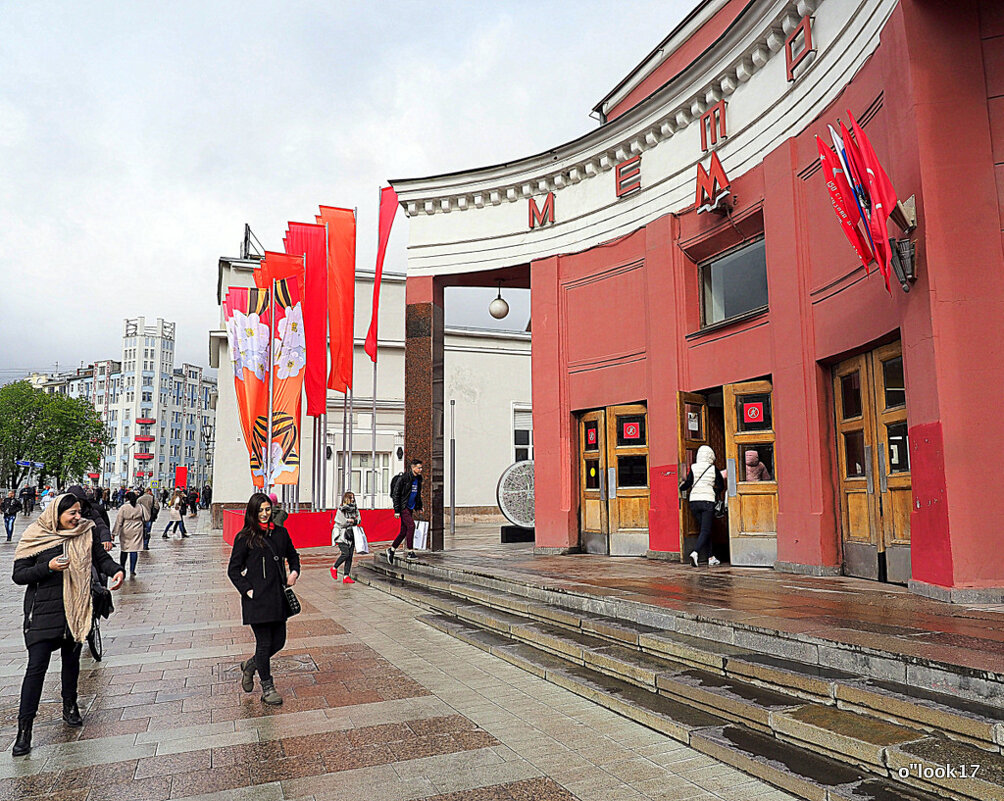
[237,492,272,550]
[56,494,79,527]
[125,491,138,507]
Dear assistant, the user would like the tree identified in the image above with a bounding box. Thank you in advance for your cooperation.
[0,382,107,489]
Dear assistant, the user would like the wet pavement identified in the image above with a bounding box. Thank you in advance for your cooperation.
[0,510,798,801]
[425,524,1004,676]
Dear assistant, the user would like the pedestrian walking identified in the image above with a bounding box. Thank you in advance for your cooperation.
[678,445,726,567]
[331,491,358,584]
[227,493,300,706]
[112,491,147,578]
[137,488,158,550]
[2,491,22,541]
[160,488,169,506]
[38,487,54,513]
[11,493,124,756]
[387,459,423,565]
[202,484,212,509]
[19,486,35,517]
[162,491,188,538]
[187,489,199,520]
[267,493,288,526]
[115,487,125,508]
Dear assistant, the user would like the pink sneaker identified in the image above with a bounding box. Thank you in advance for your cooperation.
[343,576,355,584]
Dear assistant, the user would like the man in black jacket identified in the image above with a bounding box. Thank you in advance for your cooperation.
[2,491,22,541]
[388,459,423,565]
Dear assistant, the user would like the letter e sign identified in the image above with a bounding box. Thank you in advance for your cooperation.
[743,402,763,424]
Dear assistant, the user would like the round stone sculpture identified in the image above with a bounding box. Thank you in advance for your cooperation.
[496,460,534,528]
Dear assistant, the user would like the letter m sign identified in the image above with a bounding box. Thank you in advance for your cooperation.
[695,151,731,213]
[529,192,555,229]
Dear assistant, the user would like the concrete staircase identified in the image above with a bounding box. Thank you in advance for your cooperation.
[357,557,1004,801]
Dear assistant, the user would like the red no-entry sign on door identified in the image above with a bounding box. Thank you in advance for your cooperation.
[743,402,763,424]
[623,422,640,439]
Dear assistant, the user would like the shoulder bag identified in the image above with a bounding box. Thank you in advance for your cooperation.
[264,535,301,617]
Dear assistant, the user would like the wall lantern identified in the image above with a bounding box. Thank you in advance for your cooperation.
[488,282,510,319]
[890,238,917,293]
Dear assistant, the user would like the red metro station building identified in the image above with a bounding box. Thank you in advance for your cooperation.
[391,0,1004,602]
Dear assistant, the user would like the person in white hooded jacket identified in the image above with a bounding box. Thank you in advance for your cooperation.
[678,445,726,567]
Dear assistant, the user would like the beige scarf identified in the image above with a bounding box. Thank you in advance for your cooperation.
[14,493,94,643]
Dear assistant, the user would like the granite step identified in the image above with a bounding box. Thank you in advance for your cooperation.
[385,554,1004,706]
[417,613,951,801]
[359,561,1003,753]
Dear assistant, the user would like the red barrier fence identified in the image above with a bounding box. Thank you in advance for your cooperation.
[222,508,400,549]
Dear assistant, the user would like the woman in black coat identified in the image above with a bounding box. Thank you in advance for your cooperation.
[11,494,124,756]
[227,493,300,706]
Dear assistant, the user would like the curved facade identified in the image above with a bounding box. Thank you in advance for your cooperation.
[392,0,1004,601]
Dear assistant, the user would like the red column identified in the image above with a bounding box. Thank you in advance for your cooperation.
[530,256,578,551]
[764,140,841,573]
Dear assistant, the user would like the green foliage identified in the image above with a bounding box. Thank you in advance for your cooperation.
[0,382,108,489]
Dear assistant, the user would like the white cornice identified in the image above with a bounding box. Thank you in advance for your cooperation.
[391,0,820,217]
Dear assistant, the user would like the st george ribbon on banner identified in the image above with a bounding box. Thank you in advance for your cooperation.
[317,206,356,392]
[226,272,307,488]
[284,222,328,416]
[364,186,399,362]
[816,136,873,273]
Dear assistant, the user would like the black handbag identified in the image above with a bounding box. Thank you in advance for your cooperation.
[714,498,728,518]
[264,536,300,617]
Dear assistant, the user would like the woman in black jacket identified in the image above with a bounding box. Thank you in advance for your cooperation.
[227,493,300,706]
[11,494,124,756]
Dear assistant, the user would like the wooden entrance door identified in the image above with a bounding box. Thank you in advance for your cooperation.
[724,380,778,566]
[678,392,709,560]
[579,410,608,554]
[578,404,650,555]
[834,341,911,583]
[606,403,650,556]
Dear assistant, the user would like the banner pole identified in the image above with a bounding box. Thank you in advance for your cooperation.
[341,393,348,496]
[450,399,456,538]
[266,279,277,495]
[371,359,377,509]
[347,386,354,496]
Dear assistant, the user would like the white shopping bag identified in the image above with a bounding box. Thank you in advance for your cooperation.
[353,526,370,554]
[413,520,430,551]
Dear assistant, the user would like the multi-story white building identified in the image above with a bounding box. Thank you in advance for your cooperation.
[33,317,217,490]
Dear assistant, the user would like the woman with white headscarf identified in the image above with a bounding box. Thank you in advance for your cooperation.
[11,493,124,756]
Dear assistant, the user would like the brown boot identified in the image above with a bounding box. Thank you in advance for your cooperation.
[260,679,283,706]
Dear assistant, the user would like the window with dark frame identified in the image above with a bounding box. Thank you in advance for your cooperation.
[700,237,768,327]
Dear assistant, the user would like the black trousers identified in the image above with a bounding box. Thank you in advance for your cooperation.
[334,542,354,575]
[690,500,715,559]
[19,638,82,721]
[249,620,286,682]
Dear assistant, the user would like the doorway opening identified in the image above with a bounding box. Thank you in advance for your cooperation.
[577,403,649,556]
[678,379,778,566]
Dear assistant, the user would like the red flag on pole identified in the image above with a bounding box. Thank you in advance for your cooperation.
[816,136,873,273]
[848,111,898,292]
[317,206,356,393]
[840,121,891,292]
[284,222,328,417]
[364,186,399,362]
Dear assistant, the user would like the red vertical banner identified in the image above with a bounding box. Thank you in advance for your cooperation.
[317,206,356,392]
[264,277,306,485]
[365,186,399,362]
[284,222,328,416]
[175,466,188,488]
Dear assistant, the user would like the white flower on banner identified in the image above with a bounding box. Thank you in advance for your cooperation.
[225,317,245,379]
[275,345,306,380]
[281,304,305,350]
[237,311,270,382]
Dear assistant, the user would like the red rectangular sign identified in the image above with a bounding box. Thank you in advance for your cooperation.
[175,466,188,487]
[586,428,597,445]
[623,422,640,440]
[743,402,764,424]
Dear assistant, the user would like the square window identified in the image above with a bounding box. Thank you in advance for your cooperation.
[617,454,648,487]
[737,393,772,432]
[514,429,530,446]
[584,459,600,489]
[584,421,599,452]
[617,415,646,446]
[739,444,774,482]
[701,238,768,326]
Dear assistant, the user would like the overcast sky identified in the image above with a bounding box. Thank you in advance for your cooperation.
[0,1,695,381]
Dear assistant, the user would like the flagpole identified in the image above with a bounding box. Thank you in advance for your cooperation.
[266,279,277,495]
[370,200,378,509]
[322,220,330,511]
